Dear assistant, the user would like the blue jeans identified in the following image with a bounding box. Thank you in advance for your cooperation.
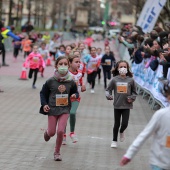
[151,165,165,170]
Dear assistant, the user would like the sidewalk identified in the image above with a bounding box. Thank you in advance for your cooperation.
[0,41,154,170]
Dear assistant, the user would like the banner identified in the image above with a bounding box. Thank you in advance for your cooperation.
[137,0,167,33]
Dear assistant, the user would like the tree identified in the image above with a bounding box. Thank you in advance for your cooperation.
[0,0,2,20]
[128,0,145,23]
[50,0,60,30]
[8,0,13,25]
[158,1,170,31]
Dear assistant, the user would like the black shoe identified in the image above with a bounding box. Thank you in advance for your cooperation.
[32,85,36,89]
[2,63,9,66]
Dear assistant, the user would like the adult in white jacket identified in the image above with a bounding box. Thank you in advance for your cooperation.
[120,84,170,170]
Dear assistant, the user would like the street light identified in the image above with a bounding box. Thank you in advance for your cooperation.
[99,0,109,30]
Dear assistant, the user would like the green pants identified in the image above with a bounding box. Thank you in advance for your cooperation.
[70,101,79,132]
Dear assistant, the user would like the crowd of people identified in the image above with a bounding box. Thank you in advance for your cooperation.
[1,20,170,170]
[118,24,170,84]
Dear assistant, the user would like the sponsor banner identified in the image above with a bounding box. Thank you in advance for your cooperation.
[137,0,167,33]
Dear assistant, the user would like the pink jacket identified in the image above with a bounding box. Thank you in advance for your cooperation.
[25,52,45,69]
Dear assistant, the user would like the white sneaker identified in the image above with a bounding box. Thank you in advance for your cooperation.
[70,133,78,143]
[62,134,67,145]
[90,89,95,93]
[111,141,117,148]
[120,133,125,142]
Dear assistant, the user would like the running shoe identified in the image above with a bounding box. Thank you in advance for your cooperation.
[111,141,117,148]
[70,132,78,143]
[62,134,67,145]
[54,152,62,161]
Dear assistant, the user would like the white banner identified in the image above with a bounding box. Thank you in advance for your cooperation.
[137,0,167,33]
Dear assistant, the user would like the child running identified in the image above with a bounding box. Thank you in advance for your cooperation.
[12,32,22,62]
[63,54,86,144]
[105,60,137,148]
[65,45,72,58]
[96,47,103,84]
[101,46,116,89]
[84,47,100,93]
[22,35,32,58]
[25,45,45,89]
[38,42,48,77]
[39,56,79,161]
[55,44,65,60]
[74,50,86,77]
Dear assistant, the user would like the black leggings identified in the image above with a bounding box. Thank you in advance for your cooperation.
[13,48,20,58]
[97,68,101,80]
[113,109,130,141]
[87,71,97,89]
[24,51,30,58]
[28,68,39,85]
[1,43,6,64]
[103,69,111,88]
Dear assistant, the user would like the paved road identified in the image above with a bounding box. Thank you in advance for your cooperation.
[0,40,155,170]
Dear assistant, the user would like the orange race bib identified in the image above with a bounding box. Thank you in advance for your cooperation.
[92,63,96,69]
[166,136,170,148]
[56,94,68,106]
[33,56,38,62]
[117,82,128,93]
[105,59,111,66]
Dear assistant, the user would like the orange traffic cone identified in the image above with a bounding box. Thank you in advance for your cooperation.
[19,63,28,80]
[46,57,51,66]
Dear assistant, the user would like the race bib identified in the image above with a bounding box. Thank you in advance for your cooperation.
[92,63,96,68]
[105,59,111,66]
[166,136,170,148]
[117,82,128,93]
[33,56,38,62]
[56,94,68,106]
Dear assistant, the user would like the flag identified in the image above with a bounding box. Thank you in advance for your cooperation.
[137,0,167,33]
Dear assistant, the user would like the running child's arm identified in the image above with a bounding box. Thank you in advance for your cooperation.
[79,77,86,92]
[129,79,137,102]
[83,54,90,64]
[70,82,79,99]
[24,53,32,68]
[105,79,114,100]
[40,82,50,108]
[112,54,116,67]
[101,55,106,65]
[120,110,161,166]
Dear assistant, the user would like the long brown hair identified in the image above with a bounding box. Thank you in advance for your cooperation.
[112,60,133,77]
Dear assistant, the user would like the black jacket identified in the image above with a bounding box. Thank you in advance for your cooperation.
[39,77,79,115]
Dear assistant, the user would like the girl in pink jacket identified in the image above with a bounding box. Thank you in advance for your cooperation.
[25,45,45,89]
